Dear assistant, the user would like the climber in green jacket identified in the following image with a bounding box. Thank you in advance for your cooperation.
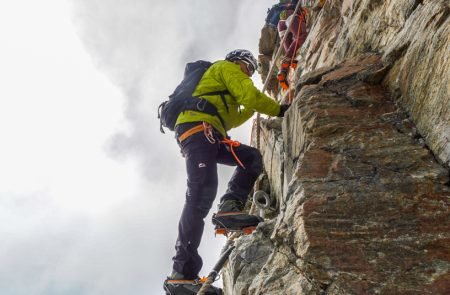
[176,58,284,136]
[164,49,290,295]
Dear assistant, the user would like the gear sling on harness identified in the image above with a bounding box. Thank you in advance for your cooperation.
[178,124,246,169]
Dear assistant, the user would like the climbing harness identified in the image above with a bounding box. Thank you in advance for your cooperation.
[177,123,245,169]
[177,124,204,142]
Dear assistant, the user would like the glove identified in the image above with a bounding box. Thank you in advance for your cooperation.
[277,104,291,117]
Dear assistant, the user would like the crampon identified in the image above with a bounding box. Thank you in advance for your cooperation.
[163,277,222,295]
[212,212,263,236]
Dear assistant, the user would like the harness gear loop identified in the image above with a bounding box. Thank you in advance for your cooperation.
[203,122,216,144]
[221,138,245,169]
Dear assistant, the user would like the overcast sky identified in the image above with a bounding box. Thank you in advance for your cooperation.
[0,0,275,294]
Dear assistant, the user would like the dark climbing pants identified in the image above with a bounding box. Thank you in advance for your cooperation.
[172,123,263,279]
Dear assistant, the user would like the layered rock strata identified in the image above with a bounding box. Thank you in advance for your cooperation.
[223,54,449,294]
[301,0,450,167]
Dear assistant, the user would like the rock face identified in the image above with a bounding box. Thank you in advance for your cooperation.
[224,1,450,294]
[301,0,450,167]
[259,25,282,96]
[223,53,449,294]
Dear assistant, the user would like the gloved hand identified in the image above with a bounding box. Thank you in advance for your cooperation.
[277,103,291,117]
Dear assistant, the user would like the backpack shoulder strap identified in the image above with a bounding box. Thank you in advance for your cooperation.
[198,90,230,113]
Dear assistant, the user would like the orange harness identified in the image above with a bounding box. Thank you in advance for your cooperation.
[178,124,204,142]
[178,123,245,169]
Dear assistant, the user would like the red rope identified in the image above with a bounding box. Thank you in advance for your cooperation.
[288,7,307,104]
[221,138,245,169]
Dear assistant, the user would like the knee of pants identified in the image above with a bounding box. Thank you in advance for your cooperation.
[185,184,217,218]
[187,181,217,208]
[246,149,263,176]
[184,200,213,219]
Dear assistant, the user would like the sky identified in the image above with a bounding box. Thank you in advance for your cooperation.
[0,0,275,294]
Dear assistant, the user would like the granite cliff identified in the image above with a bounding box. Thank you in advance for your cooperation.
[223,0,449,294]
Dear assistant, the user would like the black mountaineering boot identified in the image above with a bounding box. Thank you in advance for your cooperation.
[163,277,222,295]
[213,200,263,235]
[217,199,244,213]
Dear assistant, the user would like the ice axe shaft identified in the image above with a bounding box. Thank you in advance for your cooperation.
[197,242,235,295]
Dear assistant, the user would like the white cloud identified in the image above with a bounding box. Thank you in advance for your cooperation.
[0,0,276,294]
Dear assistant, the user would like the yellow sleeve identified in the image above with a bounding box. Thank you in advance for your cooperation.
[219,62,281,117]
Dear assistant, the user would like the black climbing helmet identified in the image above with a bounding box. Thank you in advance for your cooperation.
[225,49,258,75]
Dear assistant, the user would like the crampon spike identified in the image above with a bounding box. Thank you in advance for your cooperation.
[165,279,197,285]
[215,226,257,236]
[242,226,257,234]
[215,228,228,236]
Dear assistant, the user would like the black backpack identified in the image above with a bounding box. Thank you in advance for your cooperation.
[158,60,229,133]
[265,2,298,27]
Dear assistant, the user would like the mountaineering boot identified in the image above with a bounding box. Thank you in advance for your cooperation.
[212,213,263,235]
[277,62,290,90]
[213,200,263,235]
[163,277,222,295]
[168,271,185,280]
[290,59,298,70]
[217,199,244,213]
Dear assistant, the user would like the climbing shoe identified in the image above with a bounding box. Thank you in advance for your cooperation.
[163,277,222,295]
[217,199,244,213]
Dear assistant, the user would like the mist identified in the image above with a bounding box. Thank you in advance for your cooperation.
[0,0,276,294]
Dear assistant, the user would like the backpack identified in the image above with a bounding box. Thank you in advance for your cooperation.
[265,2,297,27]
[265,3,285,27]
[158,60,229,133]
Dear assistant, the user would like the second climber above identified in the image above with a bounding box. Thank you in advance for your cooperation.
[277,2,309,90]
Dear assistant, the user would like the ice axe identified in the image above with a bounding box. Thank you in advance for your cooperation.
[197,241,235,295]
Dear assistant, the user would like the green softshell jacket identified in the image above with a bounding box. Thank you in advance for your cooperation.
[175,60,281,137]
